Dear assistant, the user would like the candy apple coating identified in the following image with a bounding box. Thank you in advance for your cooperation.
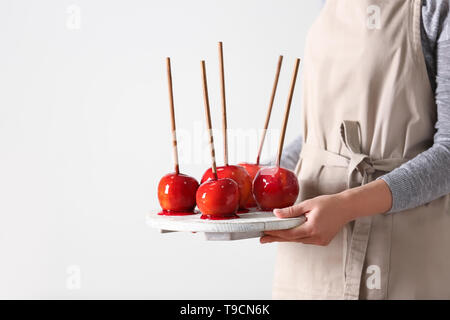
[196,178,240,219]
[237,162,263,208]
[201,165,252,209]
[252,166,299,210]
[157,173,199,214]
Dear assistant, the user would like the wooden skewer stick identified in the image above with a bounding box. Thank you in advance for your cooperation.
[166,57,180,174]
[276,58,301,167]
[218,41,229,166]
[256,55,283,165]
[201,60,218,180]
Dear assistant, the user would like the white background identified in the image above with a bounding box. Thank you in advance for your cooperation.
[0,0,322,299]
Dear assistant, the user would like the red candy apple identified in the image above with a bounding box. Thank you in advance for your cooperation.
[252,166,299,210]
[196,178,239,219]
[201,165,252,210]
[157,173,199,215]
[253,58,301,211]
[198,60,241,219]
[236,56,284,209]
[200,43,251,213]
[157,58,199,216]
[237,162,263,208]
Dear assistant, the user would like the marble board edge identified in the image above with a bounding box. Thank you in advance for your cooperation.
[146,211,306,233]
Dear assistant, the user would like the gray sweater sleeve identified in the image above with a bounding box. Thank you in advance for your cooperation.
[276,0,450,213]
[380,0,450,213]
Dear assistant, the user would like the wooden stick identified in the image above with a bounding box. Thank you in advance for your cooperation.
[166,57,180,174]
[218,41,229,166]
[256,55,283,165]
[201,60,218,180]
[276,58,301,167]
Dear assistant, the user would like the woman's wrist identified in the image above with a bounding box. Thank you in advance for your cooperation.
[337,179,393,221]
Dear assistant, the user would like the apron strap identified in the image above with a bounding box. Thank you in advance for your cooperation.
[300,120,408,188]
[299,120,409,299]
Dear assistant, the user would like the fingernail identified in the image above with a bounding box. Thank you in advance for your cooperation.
[273,209,283,218]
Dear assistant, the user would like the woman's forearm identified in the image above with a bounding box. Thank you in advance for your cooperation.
[337,179,393,222]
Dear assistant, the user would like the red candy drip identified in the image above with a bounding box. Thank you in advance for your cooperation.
[158,210,198,216]
[200,213,239,220]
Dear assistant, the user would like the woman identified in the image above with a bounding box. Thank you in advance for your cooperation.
[262,0,450,299]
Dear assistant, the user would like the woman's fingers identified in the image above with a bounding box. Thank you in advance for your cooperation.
[260,235,316,244]
[260,235,289,243]
[273,201,310,218]
[262,200,313,243]
[273,206,298,218]
[264,221,312,240]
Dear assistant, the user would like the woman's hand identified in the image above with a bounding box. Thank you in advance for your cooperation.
[260,179,393,246]
[260,194,353,246]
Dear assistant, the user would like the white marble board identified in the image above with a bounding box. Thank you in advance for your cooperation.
[146,211,306,241]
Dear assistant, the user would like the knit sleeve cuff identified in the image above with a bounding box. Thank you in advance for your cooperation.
[378,173,414,214]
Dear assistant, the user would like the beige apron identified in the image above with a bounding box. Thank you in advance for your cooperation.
[273,0,450,300]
